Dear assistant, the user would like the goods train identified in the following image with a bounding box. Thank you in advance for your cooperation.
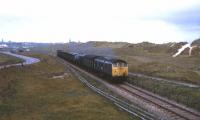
[57,50,128,81]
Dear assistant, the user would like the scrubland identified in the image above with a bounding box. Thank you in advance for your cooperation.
[0,53,133,120]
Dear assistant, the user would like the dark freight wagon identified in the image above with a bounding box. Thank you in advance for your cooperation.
[57,50,77,62]
[81,55,97,69]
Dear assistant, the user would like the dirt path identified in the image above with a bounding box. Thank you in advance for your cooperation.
[0,51,40,70]
[129,72,199,88]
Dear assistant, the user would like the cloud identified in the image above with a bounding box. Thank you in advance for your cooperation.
[159,6,200,42]
[164,6,200,26]
[0,0,200,43]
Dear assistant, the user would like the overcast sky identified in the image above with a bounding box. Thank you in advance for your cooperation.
[0,0,200,43]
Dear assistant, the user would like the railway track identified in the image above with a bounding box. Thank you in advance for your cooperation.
[57,57,156,120]
[118,83,200,120]
[56,57,200,120]
[70,67,155,120]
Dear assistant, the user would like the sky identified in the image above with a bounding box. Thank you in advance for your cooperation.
[0,0,200,43]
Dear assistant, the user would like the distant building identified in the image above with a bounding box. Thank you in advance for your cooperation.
[0,44,8,49]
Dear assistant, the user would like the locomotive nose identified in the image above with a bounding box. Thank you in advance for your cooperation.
[123,73,126,76]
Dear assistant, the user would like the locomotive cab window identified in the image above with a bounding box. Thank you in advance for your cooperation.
[113,63,117,67]
[113,62,127,67]
[121,63,127,67]
[119,62,125,67]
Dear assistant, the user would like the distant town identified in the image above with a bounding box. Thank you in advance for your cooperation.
[0,39,57,52]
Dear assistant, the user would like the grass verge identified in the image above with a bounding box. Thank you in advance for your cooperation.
[127,77,200,111]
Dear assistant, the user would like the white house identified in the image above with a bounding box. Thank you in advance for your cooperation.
[0,44,8,49]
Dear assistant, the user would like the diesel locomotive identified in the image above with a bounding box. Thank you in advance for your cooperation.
[57,50,128,81]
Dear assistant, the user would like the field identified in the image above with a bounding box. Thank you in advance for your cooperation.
[28,41,200,111]
[0,53,23,66]
[0,53,133,120]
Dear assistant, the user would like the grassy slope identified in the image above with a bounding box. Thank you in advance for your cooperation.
[0,53,133,120]
[115,47,200,85]
[0,53,23,66]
